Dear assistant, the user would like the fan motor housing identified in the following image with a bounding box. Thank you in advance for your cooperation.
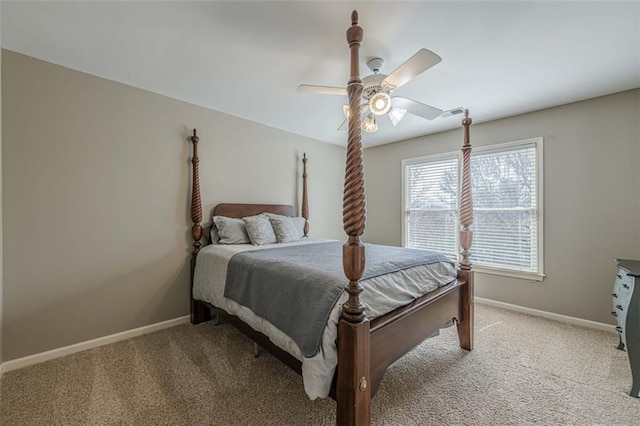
[362,73,388,100]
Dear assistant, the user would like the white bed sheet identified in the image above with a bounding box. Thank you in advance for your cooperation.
[193,239,456,399]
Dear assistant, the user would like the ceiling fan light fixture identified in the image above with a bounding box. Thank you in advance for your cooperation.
[388,107,408,127]
[362,114,378,133]
[342,105,350,120]
[369,92,392,116]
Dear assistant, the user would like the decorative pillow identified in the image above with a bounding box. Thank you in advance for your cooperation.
[269,215,302,243]
[243,214,277,245]
[266,213,306,238]
[213,216,251,245]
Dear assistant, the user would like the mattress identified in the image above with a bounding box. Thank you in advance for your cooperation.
[193,239,457,399]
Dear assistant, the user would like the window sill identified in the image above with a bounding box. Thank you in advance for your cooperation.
[470,265,545,282]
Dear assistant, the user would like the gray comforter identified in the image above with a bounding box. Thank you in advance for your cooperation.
[223,241,453,357]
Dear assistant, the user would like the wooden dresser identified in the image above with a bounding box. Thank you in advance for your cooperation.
[612,259,640,398]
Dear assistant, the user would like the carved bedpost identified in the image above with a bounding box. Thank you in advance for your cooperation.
[337,10,371,426]
[459,110,473,270]
[190,129,210,324]
[456,110,474,351]
[191,129,203,257]
[302,153,310,237]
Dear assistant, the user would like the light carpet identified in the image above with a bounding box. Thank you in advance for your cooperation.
[1,304,639,425]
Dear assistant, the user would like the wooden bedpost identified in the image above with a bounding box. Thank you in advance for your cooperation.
[302,153,310,237]
[191,129,202,257]
[457,111,474,351]
[190,129,210,324]
[337,10,371,426]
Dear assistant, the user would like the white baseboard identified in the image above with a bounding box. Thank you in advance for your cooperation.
[0,315,190,376]
[475,297,616,333]
[0,301,615,376]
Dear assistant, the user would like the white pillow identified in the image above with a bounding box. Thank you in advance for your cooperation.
[243,214,277,245]
[213,216,251,245]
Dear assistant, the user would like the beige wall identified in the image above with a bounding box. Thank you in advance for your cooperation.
[1,50,346,361]
[364,89,640,324]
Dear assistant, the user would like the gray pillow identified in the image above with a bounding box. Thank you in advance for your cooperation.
[266,213,306,238]
[213,216,251,245]
[269,215,302,243]
[243,214,277,245]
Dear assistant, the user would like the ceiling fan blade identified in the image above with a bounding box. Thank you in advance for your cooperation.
[392,97,443,120]
[382,49,442,90]
[440,107,465,118]
[298,85,347,96]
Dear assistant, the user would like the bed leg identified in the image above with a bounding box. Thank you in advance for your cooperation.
[190,255,211,325]
[456,269,474,351]
[215,313,224,326]
[337,319,371,426]
[191,299,211,325]
[254,343,262,358]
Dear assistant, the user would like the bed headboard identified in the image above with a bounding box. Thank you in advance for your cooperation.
[197,203,295,246]
[189,129,309,254]
[213,203,294,219]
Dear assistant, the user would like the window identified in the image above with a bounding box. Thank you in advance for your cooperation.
[402,138,544,280]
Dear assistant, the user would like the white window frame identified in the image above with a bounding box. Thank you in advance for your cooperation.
[401,137,544,281]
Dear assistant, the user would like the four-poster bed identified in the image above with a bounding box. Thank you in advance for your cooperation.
[187,11,474,426]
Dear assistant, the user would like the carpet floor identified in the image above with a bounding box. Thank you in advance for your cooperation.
[1,304,639,425]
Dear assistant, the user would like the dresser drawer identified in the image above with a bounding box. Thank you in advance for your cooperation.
[613,303,626,327]
[614,270,634,303]
[612,270,635,346]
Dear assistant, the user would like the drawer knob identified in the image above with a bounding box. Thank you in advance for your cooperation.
[617,305,624,311]
[617,326,623,332]
[612,311,618,317]
[613,293,618,298]
[617,274,623,279]
[623,284,630,289]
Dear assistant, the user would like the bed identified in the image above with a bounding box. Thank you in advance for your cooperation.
[187,11,474,426]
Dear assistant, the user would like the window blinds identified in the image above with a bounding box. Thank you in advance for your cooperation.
[470,143,538,272]
[403,155,459,259]
[403,141,540,274]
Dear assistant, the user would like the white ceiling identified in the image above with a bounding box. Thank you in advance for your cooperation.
[2,1,639,147]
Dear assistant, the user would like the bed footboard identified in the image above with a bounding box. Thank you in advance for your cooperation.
[368,280,465,397]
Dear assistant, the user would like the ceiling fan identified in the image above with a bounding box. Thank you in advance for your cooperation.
[298,49,458,133]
